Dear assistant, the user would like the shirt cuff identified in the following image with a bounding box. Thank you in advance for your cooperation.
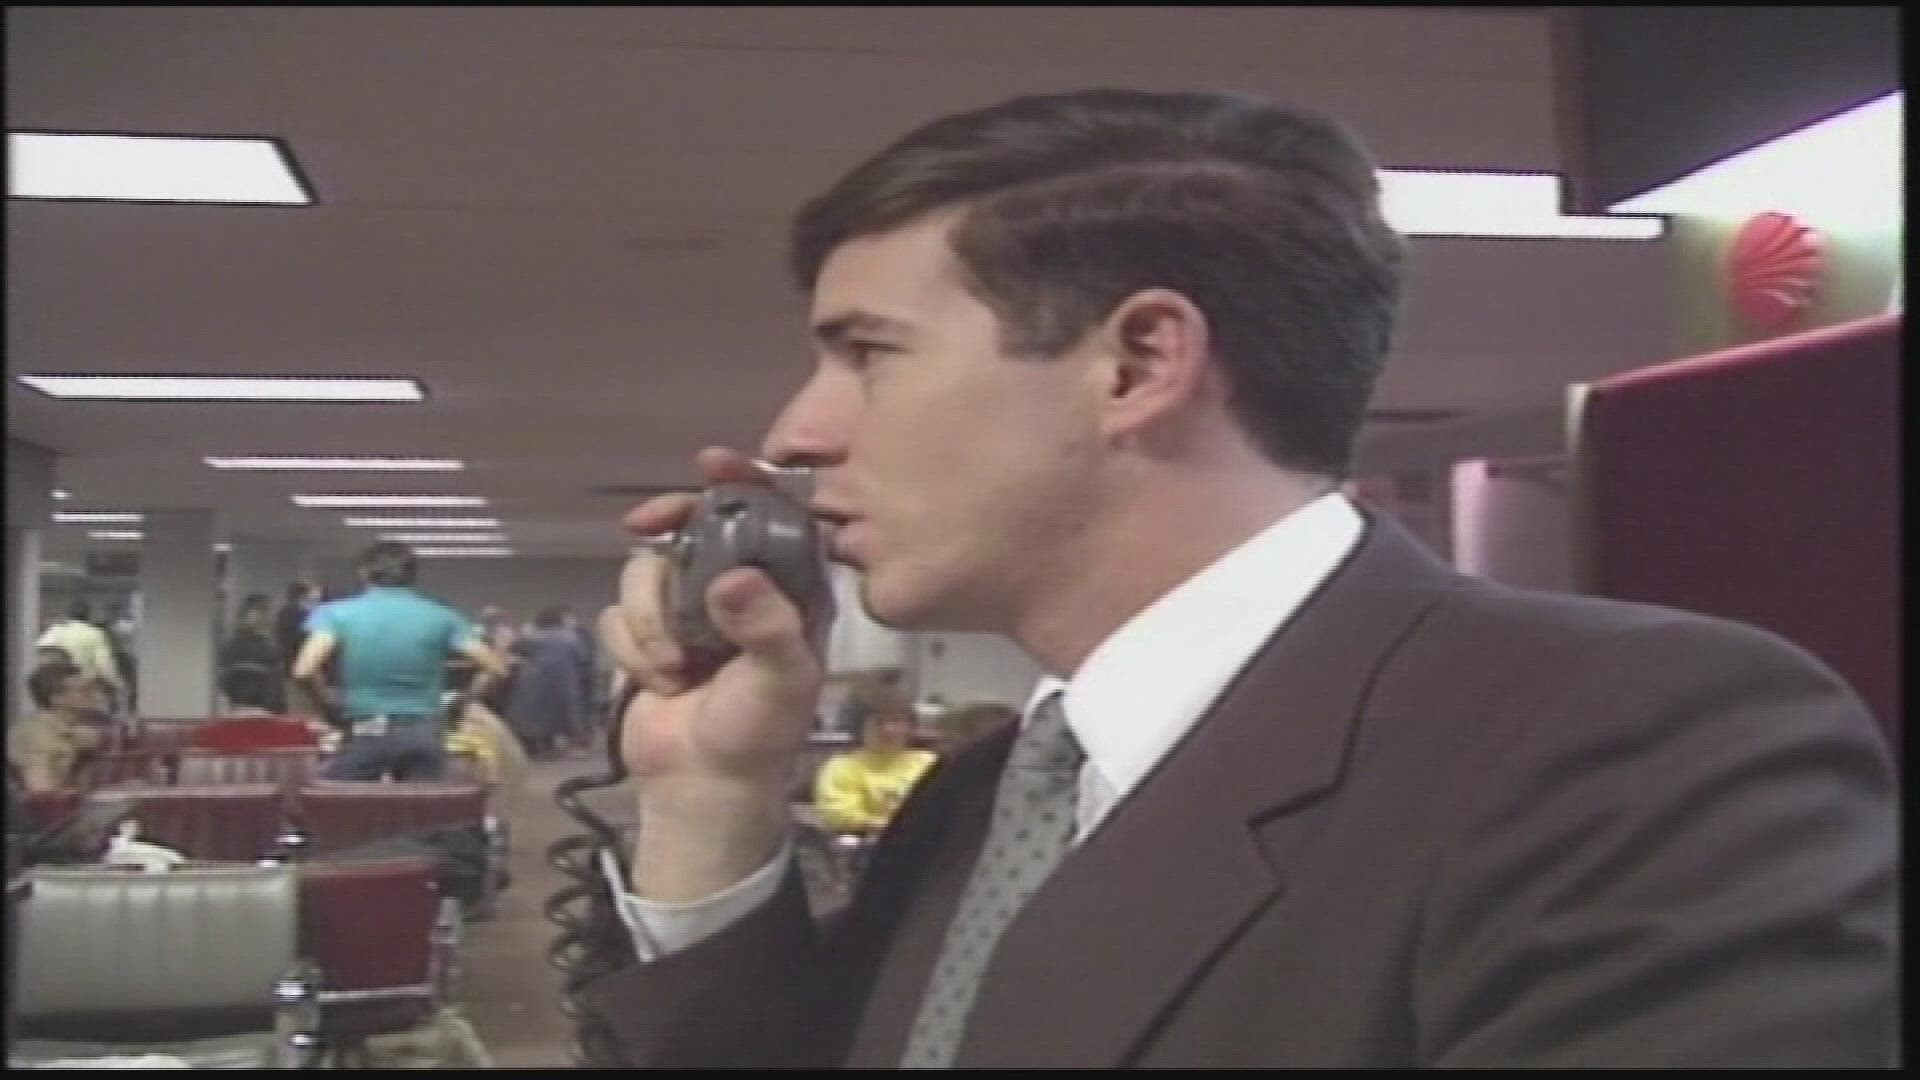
[598,842,794,961]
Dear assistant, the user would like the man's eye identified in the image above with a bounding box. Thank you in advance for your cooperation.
[847,342,890,369]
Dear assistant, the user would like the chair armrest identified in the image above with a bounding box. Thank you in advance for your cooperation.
[274,958,325,1068]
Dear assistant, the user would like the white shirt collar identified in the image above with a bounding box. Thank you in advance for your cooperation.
[1023,493,1365,829]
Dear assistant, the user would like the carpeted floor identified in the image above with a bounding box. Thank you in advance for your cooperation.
[458,753,633,1068]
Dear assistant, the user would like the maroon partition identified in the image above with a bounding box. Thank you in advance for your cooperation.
[1576,313,1900,750]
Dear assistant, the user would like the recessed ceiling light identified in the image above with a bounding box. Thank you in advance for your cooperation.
[342,517,501,529]
[292,494,486,509]
[212,542,233,554]
[88,530,144,541]
[1380,169,1664,240]
[378,533,509,544]
[413,546,517,558]
[207,455,464,471]
[54,511,143,524]
[51,489,71,500]
[17,375,425,402]
[7,131,312,205]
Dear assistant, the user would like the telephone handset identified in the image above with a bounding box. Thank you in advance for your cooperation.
[549,481,835,1064]
[659,482,837,681]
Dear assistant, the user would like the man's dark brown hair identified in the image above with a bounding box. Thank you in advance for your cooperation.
[359,541,418,588]
[789,88,1407,479]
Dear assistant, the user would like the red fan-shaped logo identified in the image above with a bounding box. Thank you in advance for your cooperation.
[1726,211,1825,332]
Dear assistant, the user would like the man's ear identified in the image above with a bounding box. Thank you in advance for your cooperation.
[1099,288,1213,442]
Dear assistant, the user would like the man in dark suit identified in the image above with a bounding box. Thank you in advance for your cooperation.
[583,90,1897,1067]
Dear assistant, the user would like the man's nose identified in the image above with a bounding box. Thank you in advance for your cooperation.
[760,368,854,469]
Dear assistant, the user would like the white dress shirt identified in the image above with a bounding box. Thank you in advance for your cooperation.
[606,492,1365,959]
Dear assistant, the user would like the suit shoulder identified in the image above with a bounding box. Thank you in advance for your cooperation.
[1363,575,1876,760]
[1424,576,1841,678]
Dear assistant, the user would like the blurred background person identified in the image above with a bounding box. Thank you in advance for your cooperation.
[193,660,334,752]
[479,605,517,655]
[504,606,590,759]
[8,661,107,793]
[218,592,287,714]
[101,603,138,714]
[35,601,126,715]
[832,668,906,737]
[559,606,601,749]
[274,581,318,717]
[292,542,508,781]
[813,690,938,838]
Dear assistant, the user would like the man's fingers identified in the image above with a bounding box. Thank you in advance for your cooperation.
[622,490,700,539]
[597,604,645,680]
[704,567,817,680]
[612,555,690,696]
[694,447,774,486]
[618,448,772,536]
[610,447,793,700]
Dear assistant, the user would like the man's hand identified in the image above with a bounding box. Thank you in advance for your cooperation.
[598,447,826,901]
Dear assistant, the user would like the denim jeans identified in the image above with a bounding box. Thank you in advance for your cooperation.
[324,717,446,781]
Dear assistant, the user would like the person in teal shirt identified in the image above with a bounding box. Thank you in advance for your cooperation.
[293,542,507,781]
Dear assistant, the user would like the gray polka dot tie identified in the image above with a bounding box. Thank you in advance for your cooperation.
[900,691,1084,1068]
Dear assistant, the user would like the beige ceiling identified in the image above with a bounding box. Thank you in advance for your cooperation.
[5,6,1674,562]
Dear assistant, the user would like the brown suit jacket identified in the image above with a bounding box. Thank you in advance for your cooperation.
[581,513,1898,1067]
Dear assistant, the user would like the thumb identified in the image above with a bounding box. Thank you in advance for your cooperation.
[704,566,816,677]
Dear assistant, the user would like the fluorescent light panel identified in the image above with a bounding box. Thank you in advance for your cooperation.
[1609,92,1903,224]
[88,530,143,541]
[292,494,487,508]
[8,132,310,205]
[54,512,143,524]
[1380,170,1664,240]
[343,517,501,529]
[413,547,517,558]
[378,533,509,544]
[52,489,71,500]
[17,375,424,402]
[207,455,463,471]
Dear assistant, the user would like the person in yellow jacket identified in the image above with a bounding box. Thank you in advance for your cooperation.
[813,695,936,836]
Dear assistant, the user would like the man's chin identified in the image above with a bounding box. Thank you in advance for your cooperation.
[857,573,939,632]
[858,575,991,635]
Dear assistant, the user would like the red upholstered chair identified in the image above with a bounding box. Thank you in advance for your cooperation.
[296,856,460,1067]
[123,718,211,785]
[132,718,208,754]
[79,749,172,789]
[291,782,488,857]
[189,716,320,753]
[178,748,325,809]
[20,789,85,835]
[85,783,289,863]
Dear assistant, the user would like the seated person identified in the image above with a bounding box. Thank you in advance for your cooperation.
[813,694,938,837]
[8,661,108,793]
[189,666,332,752]
[442,660,530,813]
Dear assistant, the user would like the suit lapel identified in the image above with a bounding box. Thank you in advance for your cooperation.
[841,722,1016,1067]
[954,512,1458,1067]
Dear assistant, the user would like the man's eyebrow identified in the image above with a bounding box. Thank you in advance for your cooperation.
[811,310,917,347]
